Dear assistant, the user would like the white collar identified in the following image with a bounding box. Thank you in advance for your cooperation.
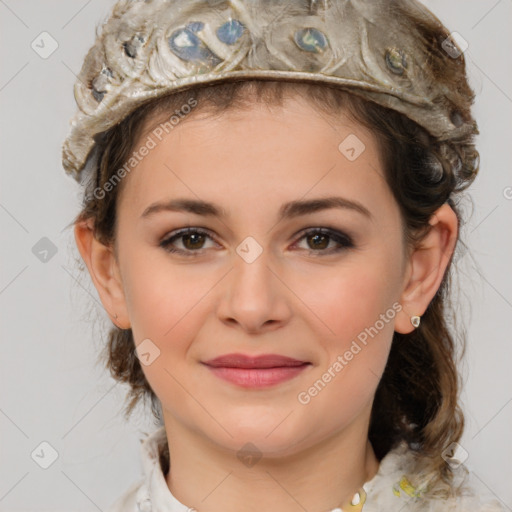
[128,426,503,512]
[132,426,404,512]
[134,427,188,512]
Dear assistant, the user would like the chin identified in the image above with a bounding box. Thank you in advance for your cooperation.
[207,413,313,457]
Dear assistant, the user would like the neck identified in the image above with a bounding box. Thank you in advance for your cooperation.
[163,411,380,512]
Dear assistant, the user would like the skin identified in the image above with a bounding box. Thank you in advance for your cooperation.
[75,94,458,512]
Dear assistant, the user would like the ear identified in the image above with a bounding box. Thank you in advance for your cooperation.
[74,218,130,329]
[395,203,458,334]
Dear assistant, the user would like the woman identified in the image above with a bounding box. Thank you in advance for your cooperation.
[62,0,504,510]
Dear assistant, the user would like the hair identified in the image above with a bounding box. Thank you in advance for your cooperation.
[71,62,479,500]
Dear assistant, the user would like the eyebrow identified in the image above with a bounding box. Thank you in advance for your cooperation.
[140,196,373,221]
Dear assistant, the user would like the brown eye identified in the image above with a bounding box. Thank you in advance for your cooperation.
[159,228,217,255]
[181,232,206,250]
[295,228,354,255]
[306,232,330,250]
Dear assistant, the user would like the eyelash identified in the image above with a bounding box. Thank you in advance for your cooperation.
[159,227,354,257]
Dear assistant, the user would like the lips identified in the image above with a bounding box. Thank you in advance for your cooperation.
[203,354,311,389]
[202,353,311,388]
[202,353,309,369]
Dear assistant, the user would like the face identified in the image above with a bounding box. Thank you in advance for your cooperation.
[113,95,409,456]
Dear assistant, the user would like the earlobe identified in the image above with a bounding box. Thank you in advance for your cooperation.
[395,203,458,334]
[74,219,130,329]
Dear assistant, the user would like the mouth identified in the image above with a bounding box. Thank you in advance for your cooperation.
[201,353,311,388]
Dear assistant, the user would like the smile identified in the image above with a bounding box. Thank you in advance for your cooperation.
[202,363,311,388]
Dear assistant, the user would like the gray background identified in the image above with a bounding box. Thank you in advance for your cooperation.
[0,0,511,510]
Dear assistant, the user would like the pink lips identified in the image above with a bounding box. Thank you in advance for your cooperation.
[202,353,311,388]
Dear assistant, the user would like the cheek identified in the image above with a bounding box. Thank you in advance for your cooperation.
[120,253,210,414]
[294,249,402,408]
[294,265,399,426]
[120,243,204,340]
[300,257,401,347]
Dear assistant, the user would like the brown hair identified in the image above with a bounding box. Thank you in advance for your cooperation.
[71,74,478,497]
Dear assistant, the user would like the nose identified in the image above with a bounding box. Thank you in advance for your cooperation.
[216,245,292,335]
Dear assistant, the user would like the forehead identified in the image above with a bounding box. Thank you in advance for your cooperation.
[119,95,389,220]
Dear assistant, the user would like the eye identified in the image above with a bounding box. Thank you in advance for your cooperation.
[159,227,354,257]
[293,228,354,255]
[159,227,218,256]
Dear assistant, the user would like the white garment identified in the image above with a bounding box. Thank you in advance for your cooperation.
[106,427,507,512]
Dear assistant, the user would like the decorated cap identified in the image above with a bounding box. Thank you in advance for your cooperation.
[62,0,478,183]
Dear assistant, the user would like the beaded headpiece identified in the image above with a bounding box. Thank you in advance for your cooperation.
[62,0,478,184]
